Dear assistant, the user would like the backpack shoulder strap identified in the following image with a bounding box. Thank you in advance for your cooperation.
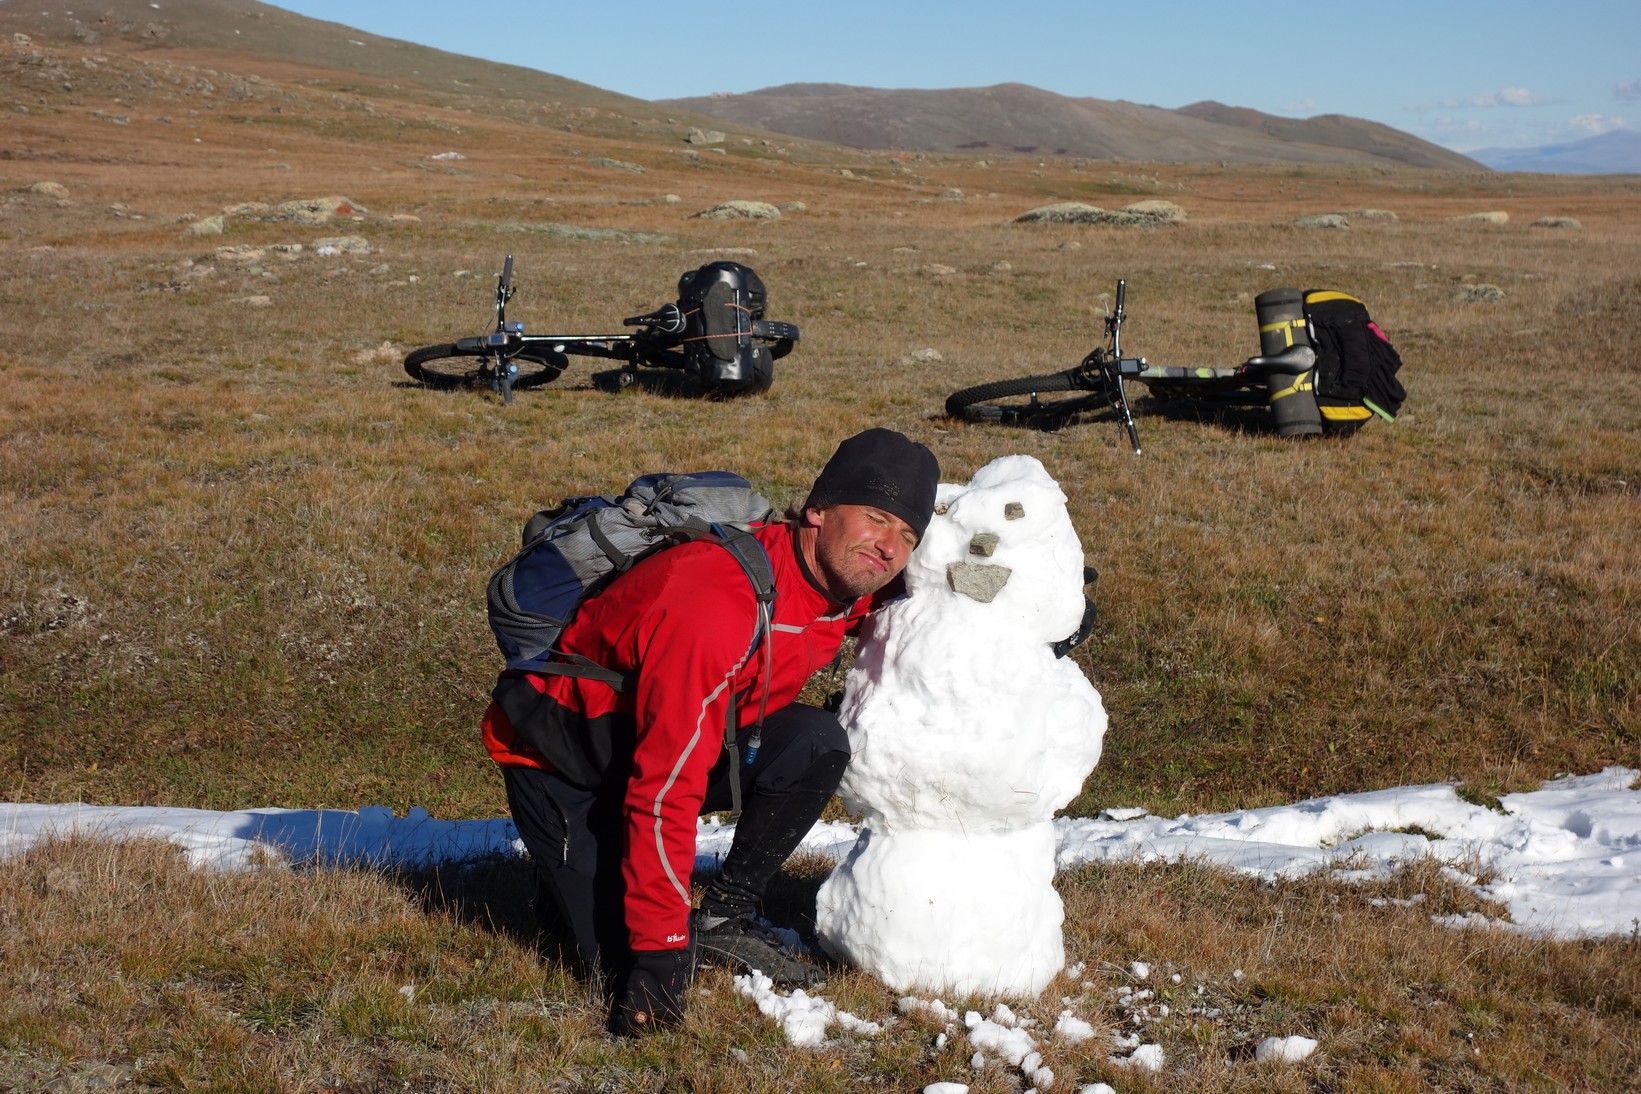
[664,523,777,822]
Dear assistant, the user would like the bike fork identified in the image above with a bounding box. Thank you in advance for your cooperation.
[491,356,518,405]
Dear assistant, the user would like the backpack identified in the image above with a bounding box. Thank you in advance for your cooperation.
[486,471,777,684]
[1303,290,1407,421]
[675,262,782,395]
[487,470,780,814]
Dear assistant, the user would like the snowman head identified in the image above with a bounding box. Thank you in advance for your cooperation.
[902,455,1089,644]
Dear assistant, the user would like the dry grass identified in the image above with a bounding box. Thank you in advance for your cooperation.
[2,839,1637,1091]
[2,30,1640,1090]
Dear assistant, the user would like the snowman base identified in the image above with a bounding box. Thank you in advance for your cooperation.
[814,822,1066,998]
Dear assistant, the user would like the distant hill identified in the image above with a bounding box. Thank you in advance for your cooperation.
[0,0,791,150]
[0,0,634,105]
[1468,130,1641,174]
[0,0,1486,171]
[661,84,1484,170]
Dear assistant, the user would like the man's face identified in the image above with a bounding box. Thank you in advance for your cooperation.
[805,503,919,603]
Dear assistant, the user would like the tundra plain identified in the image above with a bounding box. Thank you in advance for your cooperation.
[2,22,1639,1093]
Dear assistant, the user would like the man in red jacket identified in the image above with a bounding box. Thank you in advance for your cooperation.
[481,429,940,1035]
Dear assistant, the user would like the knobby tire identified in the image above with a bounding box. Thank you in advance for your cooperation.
[945,369,1111,425]
[403,343,565,391]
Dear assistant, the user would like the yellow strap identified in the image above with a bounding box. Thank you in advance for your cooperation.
[1271,374,1314,400]
[1304,290,1363,306]
[1258,317,1307,348]
[1320,404,1372,421]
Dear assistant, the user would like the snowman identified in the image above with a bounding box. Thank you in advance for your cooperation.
[813,454,1107,997]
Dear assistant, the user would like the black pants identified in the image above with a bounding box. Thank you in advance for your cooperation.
[502,703,849,983]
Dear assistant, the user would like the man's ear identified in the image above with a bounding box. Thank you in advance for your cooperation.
[801,505,825,530]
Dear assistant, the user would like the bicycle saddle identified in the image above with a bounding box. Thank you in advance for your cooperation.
[1236,344,1316,377]
[622,302,686,335]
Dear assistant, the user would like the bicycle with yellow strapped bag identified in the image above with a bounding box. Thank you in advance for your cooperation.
[943,279,1404,453]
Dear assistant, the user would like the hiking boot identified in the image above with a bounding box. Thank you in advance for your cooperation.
[692,910,826,988]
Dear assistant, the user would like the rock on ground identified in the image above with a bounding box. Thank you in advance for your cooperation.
[692,201,781,220]
[1532,216,1582,229]
[313,236,371,255]
[1295,214,1350,229]
[1015,202,1107,224]
[1448,211,1509,225]
[1122,199,1186,223]
[1014,201,1181,227]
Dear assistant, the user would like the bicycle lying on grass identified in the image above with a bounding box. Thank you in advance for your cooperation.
[943,279,1334,454]
[404,256,800,404]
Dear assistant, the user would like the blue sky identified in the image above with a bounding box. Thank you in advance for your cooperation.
[269,1,1638,153]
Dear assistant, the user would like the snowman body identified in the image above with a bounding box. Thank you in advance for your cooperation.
[813,455,1107,997]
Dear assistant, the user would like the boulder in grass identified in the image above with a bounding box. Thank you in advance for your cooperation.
[1456,283,1505,303]
[1532,216,1582,229]
[1121,199,1186,223]
[1015,202,1108,224]
[591,157,645,174]
[282,196,365,224]
[1015,201,1180,228]
[691,200,781,220]
[1295,213,1350,230]
[1447,210,1509,226]
[313,235,372,256]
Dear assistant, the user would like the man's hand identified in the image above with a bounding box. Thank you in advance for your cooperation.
[609,948,694,1036]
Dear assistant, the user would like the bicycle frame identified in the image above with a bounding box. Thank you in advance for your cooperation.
[1081,278,1145,454]
[945,276,1271,453]
[413,255,794,401]
[470,256,651,368]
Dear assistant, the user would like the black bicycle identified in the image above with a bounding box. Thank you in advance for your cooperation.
[944,278,1315,453]
[404,257,800,404]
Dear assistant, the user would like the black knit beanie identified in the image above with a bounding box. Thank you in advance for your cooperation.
[802,428,940,540]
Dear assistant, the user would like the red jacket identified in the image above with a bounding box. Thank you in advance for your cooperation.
[482,521,869,951]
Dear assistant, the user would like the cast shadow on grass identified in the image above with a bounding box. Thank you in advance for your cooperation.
[1138,396,1279,436]
[393,852,543,955]
[388,851,835,969]
[931,398,1279,437]
[392,369,732,399]
[589,367,772,402]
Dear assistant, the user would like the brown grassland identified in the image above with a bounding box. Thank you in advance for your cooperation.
[1,28,1639,1093]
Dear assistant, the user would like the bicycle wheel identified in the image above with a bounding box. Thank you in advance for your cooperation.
[945,370,1110,426]
[403,343,566,391]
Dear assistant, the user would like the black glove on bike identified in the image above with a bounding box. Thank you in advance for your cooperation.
[609,948,694,1037]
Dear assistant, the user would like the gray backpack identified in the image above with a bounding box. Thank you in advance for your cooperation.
[486,471,776,685]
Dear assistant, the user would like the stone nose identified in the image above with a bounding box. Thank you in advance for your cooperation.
[948,559,1010,602]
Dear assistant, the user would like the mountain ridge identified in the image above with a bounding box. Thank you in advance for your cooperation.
[3,1,1484,170]
[663,83,1484,170]
[1468,130,1641,174]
